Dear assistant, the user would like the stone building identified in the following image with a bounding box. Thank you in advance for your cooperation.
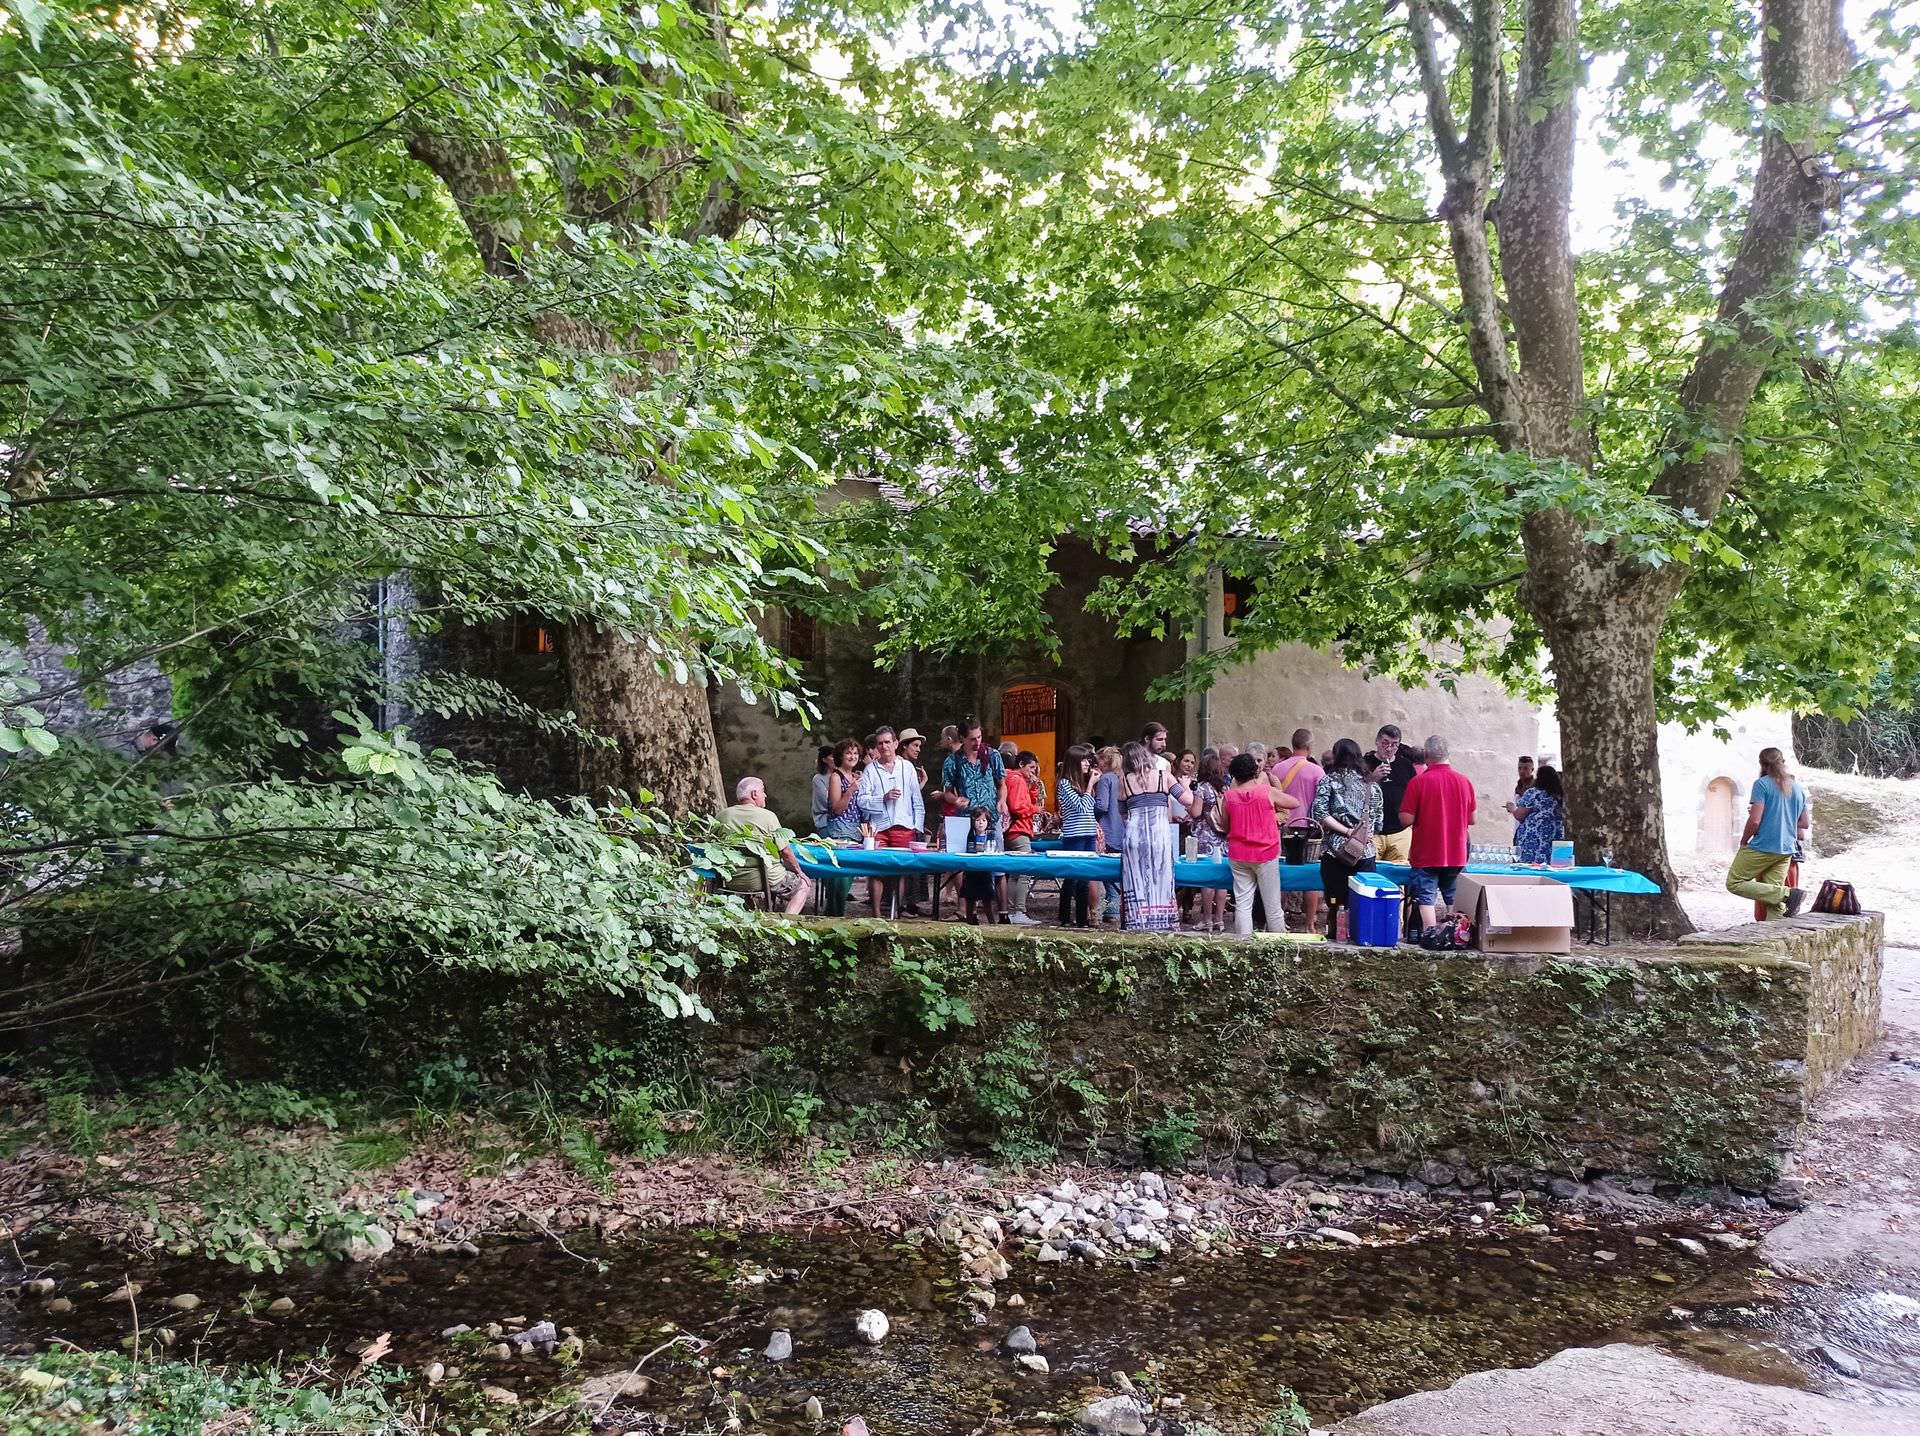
[714,538,1541,844]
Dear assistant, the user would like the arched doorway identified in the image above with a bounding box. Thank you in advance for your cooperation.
[1702,777,1739,853]
[1000,682,1071,809]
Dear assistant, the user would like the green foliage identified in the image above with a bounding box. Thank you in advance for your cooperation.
[1259,1394,1314,1436]
[602,1072,823,1161]
[1141,1111,1201,1168]
[0,1352,424,1436]
[887,940,978,1034]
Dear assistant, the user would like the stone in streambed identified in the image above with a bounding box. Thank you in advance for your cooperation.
[1080,1395,1149,1434]
[166,1293,202,1311]
[266,1297,295,1315]
[766,1329,794,1362]
[1816,1344,1863,1379]
[1004,1326,1037,1355]
[853,1310,890,1344]
[1015,1353,1050,1374]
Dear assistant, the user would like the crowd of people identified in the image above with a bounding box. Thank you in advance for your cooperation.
[722,716,1579,941]
[722,724,1823,937]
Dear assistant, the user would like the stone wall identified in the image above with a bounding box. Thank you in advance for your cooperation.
[13,623,172,746]
[38,910,1881,1201]
[691,921,1870,1194]
[1194,630,1539,847]
[1677,912,1884,1097]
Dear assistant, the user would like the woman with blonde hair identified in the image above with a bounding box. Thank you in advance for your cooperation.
[1725,746,1811,918]
[1118,740,1202,931]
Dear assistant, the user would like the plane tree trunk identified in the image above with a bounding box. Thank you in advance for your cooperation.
[1397,0,1849,933]
[401,1,745,816]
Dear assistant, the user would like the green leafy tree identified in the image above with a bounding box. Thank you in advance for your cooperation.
[811,0,1920,930]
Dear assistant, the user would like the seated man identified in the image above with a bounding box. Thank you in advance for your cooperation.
[719,777,813,915]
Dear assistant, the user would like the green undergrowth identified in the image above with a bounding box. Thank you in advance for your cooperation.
[1,1055,935,1270]
[0,1350,562,1435]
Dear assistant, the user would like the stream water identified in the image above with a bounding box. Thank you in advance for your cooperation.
[2,1219,1792,1432]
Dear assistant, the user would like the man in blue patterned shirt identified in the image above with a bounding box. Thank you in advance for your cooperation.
[941,719,1008,833]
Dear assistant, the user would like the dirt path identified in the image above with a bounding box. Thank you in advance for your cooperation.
[1762,944,1920,1279]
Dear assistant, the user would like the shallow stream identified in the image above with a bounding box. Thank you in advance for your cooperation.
[9,1220,1883,1431]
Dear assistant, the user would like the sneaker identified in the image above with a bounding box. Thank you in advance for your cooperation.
[1007,911,1039,926]
[1784,888,1807,917]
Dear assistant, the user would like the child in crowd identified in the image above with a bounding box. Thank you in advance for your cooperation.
[961,806,1000,924]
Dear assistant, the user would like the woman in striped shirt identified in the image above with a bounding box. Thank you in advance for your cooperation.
[1056,742,1102,928]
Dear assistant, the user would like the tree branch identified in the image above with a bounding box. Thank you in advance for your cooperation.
[1494,0,1584,460]
[403,131,527,279]
[1651,0,1851,522]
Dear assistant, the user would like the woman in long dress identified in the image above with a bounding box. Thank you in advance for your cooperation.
[1119,740,1201,931]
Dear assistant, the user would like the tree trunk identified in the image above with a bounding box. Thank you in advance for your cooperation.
[567,622,723,815]
[1532,568,1692,936]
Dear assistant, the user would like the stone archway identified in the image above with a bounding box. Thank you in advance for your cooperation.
[1701,776,1740,854]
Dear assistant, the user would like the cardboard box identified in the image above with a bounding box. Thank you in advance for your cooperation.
[1455,873,1575,954]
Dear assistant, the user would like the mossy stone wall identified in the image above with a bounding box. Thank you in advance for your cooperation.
[697,915,1882,1190]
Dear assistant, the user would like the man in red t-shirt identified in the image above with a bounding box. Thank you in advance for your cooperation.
[1398,734,1477,931]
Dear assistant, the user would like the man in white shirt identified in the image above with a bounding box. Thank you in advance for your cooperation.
[857,725,925,919]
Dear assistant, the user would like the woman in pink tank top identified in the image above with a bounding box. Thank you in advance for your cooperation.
[1216,752,1297,935]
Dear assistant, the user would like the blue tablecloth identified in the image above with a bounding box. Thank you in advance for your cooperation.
[791,845,1662,896]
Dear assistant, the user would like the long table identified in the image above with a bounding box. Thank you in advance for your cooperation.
[792,843,1661,895]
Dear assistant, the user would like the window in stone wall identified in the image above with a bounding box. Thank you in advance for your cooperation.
[513,617,558,656]
[784,609,818,663]
[1221,573,1257,635]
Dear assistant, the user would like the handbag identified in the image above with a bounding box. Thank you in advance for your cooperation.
[1331,775,1373,865]
[1812,878,1860,916]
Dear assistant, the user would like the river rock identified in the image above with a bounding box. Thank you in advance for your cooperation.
[46,1297,72,1314]
[1318,1227,1363,1247]
[22,1279,55,1298]
[510,1320,557,1351]
[1706,1232,1752,1251]
[1080,1395,1149,1434]
[802,1395,824,1423]
[854,1309,890,1344]
[579,1370,652,1405]
[481,1385,519,1406]
[488,1342,514,1362]
[345,1225,395,1263]
[1004,1326,1037,1355]
[166,1294,201,1312]
[1016,1353,1050,1374]
[104,1283,141,1302]
[426,1362,445,1384]
[1671,1237,1710,1259]
[441,1324,472,1339]
[1815,1344,1863,1378]
[266,1297,295,1315]
[766,1330,794,1362]
[1037,1243,1066,1263]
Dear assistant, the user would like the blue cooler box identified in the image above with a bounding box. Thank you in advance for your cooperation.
[1348,872,1403,947]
